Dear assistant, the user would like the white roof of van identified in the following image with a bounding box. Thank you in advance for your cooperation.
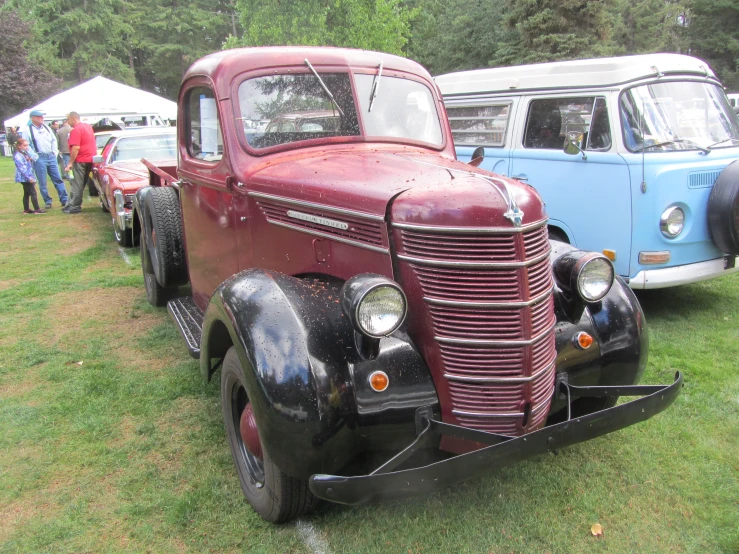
[436,54,718,96]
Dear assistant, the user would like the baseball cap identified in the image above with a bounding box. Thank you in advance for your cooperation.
[29,110,45,117]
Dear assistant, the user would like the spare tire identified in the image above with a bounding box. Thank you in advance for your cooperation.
[708,160,739,255]
[143,186,189,288]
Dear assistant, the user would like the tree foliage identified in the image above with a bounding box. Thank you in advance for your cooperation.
[686,0,739,89]
[229,0,415,55]
[0,10,62,124]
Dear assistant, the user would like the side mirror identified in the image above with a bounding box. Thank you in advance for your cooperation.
[92,155,103,163]
[564,132,587,161]
[469,146,485,167]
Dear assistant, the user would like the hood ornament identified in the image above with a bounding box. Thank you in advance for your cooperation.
[504,205,524,227]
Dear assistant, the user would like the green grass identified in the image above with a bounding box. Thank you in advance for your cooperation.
[0,154,737,553]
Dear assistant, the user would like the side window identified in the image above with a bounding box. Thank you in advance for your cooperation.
[446,103,511,146]
[524,97,611,151]
[186,86,223,162]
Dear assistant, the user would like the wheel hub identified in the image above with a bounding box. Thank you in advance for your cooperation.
[239,402,263,460]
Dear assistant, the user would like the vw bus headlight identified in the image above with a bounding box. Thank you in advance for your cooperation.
[660,206,685,238]
[341,275,407,337]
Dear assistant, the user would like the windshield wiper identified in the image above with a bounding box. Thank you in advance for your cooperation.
[707,137,739,149]
[304,58,345,117]
[634,139,710,154]
[368,61,383,112]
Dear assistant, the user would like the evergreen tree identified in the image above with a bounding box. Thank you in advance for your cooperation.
[686,0,739,89]
[0,10,62,124]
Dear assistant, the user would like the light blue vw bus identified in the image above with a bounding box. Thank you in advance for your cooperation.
[437,54,739,288]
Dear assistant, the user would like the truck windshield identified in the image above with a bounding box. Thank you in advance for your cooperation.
[237,70,443,149]
[620,81,739,152]
[238,73,360,149]
[354,74,443,146]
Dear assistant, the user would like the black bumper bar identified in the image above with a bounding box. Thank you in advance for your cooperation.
[309,372,683,505]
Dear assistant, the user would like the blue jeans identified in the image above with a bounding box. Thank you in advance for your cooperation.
[34,153,68,206]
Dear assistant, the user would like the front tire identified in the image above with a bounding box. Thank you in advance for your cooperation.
[221,347,316,523]
[114,217,133,247]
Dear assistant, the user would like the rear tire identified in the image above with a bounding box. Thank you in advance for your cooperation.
[140,230,172,307]
[221,347,317,523]
[143,187,188,288]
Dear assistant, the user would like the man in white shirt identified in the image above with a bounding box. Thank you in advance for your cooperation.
[19,110,69,209]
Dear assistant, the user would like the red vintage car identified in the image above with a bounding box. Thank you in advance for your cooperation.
[92,128,176,246]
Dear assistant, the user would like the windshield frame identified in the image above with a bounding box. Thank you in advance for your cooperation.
[232,65,446,156]
[618,77,739,154]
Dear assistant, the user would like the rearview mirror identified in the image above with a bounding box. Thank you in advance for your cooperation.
[92,155,103,163]
[563,132,587,161]
[469,146,485,167]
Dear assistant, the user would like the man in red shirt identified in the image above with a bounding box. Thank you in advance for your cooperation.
[63,111,96,214]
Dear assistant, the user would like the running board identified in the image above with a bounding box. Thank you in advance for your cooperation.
[167,297,204,359]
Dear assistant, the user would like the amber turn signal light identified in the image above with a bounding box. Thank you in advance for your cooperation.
[574,331,594,350]
[369,371,389,392]
[602,249,617,261]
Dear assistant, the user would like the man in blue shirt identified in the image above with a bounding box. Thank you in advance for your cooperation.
[19,110,69,209]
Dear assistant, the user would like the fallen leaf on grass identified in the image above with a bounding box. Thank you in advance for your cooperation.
[591,523,604,537]
[65,361,84,366]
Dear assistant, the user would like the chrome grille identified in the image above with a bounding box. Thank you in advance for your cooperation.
[394,220,556,437]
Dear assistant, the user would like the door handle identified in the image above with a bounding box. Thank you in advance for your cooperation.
[511,174,528,182]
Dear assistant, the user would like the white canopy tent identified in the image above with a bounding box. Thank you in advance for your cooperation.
[4,76,177,128]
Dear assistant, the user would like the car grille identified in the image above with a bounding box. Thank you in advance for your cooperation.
[393,219,556,437]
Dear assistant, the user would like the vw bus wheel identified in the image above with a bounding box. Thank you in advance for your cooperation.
[708,160,739,255]
[221,347,316,523]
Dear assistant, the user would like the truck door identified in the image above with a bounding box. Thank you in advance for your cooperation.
[509,95,632,278]
[444,97,519,177]
[178,84,239,305]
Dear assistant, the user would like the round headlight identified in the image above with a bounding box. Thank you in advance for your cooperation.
[577,257,615,302]
[356,286,406,337]
[660,206,685,238]
[341,275,408,338]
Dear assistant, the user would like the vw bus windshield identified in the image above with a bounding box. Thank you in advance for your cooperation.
[620,81,739,152]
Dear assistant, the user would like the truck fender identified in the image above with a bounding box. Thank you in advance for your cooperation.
[199,269,438,480]
[548,240,648,410]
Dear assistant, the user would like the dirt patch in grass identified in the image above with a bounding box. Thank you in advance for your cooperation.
[49,287,163,344]
[0,278,21,292]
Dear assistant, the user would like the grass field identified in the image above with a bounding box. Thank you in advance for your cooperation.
[0,154,737,553]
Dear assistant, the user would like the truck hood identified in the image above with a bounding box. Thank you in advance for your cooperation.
[246,145,546,228]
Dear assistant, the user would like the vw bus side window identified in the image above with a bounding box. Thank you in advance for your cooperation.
[446,104,510,147]
[524,97,611,151]
[187,87,224,162]
[619,81,739,152]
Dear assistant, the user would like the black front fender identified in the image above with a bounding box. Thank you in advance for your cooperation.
[200,269,438,479]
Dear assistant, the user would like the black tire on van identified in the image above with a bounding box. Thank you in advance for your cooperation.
[707,160,739,256]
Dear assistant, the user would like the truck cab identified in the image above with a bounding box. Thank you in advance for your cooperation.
[133,47,681,523]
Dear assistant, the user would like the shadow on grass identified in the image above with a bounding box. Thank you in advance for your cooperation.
[634,283,728,320]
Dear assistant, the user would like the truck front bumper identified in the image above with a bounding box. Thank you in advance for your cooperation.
[309,372,683,505]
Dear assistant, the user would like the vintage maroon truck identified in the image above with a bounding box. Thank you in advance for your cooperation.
[134,47,682,523]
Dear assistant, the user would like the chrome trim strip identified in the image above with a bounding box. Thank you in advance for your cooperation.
[452,400,550,419]
[444,361,555,384]
[249,191,385,221]
[399,249,550,268]
[267,220,390,254]
[435,322,556,346]
[392,217,547,234]
[425,288,553,308]
[452,409,523,418]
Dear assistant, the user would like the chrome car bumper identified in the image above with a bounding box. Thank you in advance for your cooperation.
[629,256,739,289]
